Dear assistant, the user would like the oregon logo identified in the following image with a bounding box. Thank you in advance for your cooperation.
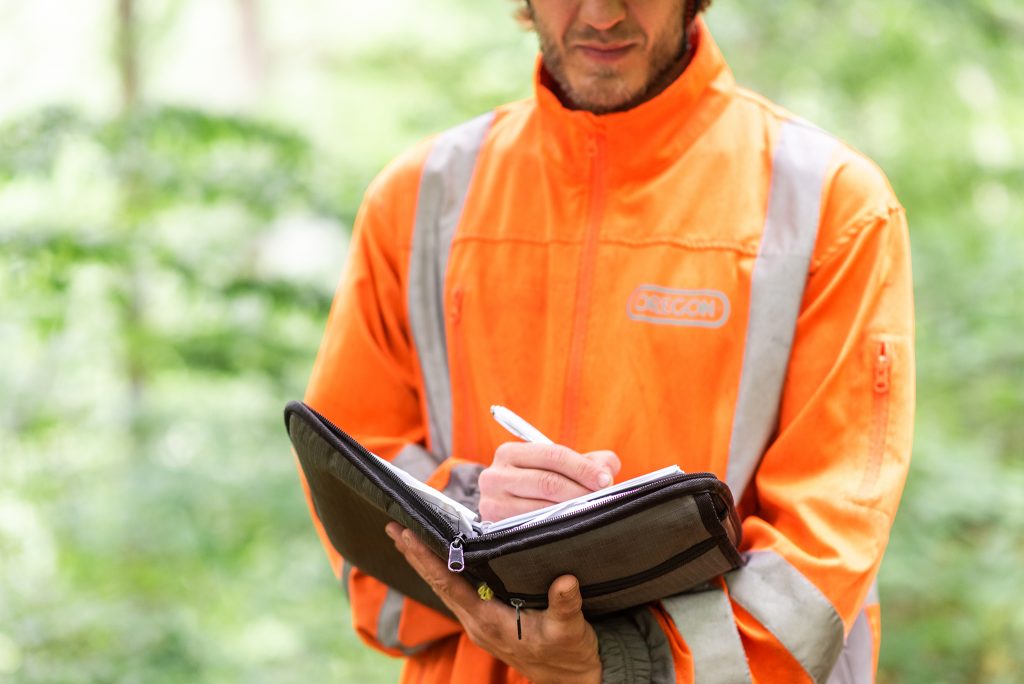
[627,285,730,328]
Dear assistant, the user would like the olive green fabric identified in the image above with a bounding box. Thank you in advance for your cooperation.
[485,495,738,617]
[289,412,452,616]
[487,497,708,595]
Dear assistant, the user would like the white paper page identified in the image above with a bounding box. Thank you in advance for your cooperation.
[481,465,684,534]
[369,453,481,534]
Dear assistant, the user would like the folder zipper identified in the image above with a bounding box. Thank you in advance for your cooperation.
[506,535,722,610]
[510,598,525,640]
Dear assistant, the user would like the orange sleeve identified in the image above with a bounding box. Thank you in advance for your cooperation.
[656,155,914,683]
[742,199,913,679]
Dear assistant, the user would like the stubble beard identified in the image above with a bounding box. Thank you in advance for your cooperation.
[533,11,688,115]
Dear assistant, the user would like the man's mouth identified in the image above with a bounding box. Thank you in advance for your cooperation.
[575,42,636,64]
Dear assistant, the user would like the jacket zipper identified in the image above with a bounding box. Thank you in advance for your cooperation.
[560,131,608,447]
[859,340,891,498]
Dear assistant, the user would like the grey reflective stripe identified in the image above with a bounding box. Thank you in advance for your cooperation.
[341,560,353,603]
[376,589,403,651]
[827,583,879,684]
[395,116,491,657]
[663,586,752,684]
[442,462,485,514]
[376,588,430,656]
[866,580,879,606]
[392,443,443,483]
[408,112,495,459]
[726,550,844,683]
[726,120,839,500]
[827,605,874,684]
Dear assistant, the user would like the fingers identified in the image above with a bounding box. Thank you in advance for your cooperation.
[505,467,594,503]
[387,522,595,674]
[479,444,622,521]
[385,524,403,548]
[547,575,584,622]
[390,526,453,590]
[583,449,622,480]
[386,523,519,649]
[385,524,479,613]
[494,442,616,491]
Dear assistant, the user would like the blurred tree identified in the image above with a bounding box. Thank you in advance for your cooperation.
[0,1,363,681]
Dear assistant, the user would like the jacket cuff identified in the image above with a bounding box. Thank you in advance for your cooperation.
[443,461,484,515]
[593,608,675,684]
[593,613,654,683]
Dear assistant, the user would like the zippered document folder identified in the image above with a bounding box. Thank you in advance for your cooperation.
[285,400,744,618]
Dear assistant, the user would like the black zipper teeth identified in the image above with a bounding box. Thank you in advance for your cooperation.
[476,472,718,543]
[301,404,459,538]
[509,536,722,606]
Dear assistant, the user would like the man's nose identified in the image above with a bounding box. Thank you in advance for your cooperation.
[577,0,628,32]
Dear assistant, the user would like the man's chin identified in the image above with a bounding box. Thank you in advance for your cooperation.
[568,81,645,115]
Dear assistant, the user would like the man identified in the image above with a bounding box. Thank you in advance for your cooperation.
[301,0,914,682]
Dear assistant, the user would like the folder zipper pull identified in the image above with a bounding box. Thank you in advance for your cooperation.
[447,534,466,572]
[510,598,525,640]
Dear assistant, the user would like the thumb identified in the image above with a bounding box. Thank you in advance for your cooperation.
[547,575,584,622]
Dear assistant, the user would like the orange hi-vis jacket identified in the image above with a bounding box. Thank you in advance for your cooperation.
[302,19,914,684]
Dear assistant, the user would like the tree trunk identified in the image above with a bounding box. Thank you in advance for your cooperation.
[117,0,139,112]
[115,0,146,453]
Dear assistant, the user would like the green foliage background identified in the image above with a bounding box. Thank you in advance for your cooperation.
[1,1,1021,682]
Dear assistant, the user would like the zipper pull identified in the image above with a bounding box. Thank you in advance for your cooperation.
[450,287,464,325]
[874,342,891,394]
[510,598,525,640]
[447,534,466,572]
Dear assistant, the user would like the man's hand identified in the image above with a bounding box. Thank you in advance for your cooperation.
[385,522,602,684]
[478,442,622,521]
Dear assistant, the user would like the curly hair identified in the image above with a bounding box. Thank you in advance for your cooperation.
[511,0,714,28]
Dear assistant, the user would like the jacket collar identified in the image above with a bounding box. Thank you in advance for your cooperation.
[534,18,735,183]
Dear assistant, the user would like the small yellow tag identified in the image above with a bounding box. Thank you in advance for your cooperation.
[477,583,494,601]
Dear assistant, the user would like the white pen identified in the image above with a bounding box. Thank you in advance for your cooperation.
[490,405,555,445]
